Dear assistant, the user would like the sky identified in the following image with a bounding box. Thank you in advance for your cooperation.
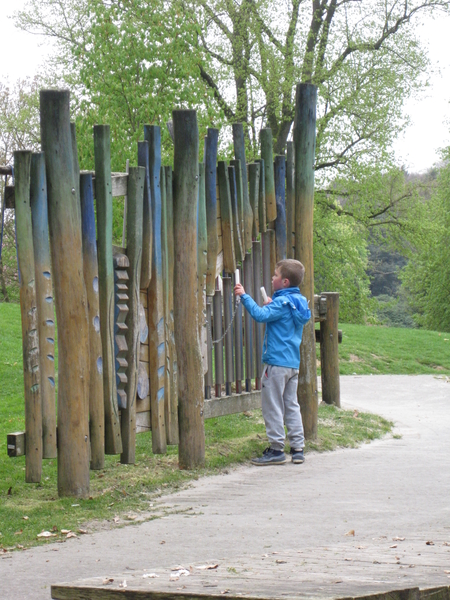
[1,0,450,174]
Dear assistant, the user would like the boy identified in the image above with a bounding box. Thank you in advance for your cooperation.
[234,259,311,465]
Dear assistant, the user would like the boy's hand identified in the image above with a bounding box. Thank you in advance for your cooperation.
[264,297,273,305]
[234,283,245,296]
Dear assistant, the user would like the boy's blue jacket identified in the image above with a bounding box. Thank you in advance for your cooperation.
[240,287,311,369]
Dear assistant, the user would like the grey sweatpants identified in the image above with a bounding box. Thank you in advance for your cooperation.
[261,364,305,452]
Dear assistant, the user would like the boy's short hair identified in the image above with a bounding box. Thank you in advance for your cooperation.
[276,259,305,288]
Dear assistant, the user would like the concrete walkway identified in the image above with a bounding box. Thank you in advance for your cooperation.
[2,375,450,599]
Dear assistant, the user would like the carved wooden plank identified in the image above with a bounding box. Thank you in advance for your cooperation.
[248,163,260,240]
[232,123,253,252]
[94,124,122,455]
[243,253,254,391]
[222,276,234,396]
[217,161,236,274]
[286,141,295,259]
[294,83,319,440]
[197,162,208,376]
[274,155,287,261]
[113,257,129,411]
[30,152,57,460]
[204,128,219,296]
[234,268,244,394]
[14,150,42,483]
[40,90,90,496]
[80,172,105,470]
[252,240,263,390]
[144,125,166,454]
[260,128,277,223]
[137,141,152,289]
[205,297,213,399]
[121,166,145,464]
[163,166,178,444]
[228,165,244,264]
[213,283,224,398]
[173,109,205,469]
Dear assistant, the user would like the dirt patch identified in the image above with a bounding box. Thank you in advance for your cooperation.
[349,354,363,363]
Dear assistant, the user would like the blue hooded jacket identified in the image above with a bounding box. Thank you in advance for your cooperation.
[240,287,311,369]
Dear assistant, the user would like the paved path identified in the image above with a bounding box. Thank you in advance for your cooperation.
[2,375,450,599]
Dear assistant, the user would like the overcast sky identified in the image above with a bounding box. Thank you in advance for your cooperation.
[1,0,450,173]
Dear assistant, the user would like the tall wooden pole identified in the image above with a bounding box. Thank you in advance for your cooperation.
[144,125,167,454]
[260,129,276,223]
[40,90,90,496]
[274,155,287,262]
[286,142,295,259]
[30,152,57,460]
[172,109,205,469]
[80,172,105,470]
[294,82,318,440]
[204,128,219,296]
[320,292,340,407]
[94,125,122,455]
[121,166,145,464]
[14,150,42,483]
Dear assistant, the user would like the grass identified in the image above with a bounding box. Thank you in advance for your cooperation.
[9,301,450,550]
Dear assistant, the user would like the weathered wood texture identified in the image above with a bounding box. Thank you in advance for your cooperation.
[172,109,205,469]
[320,292,340,407]
[94,124,122,455]
[40,90,90,496]
[30,152,57,460]
[213,285,224,398]
[248,162,260,239]
[14,150,42,483]
[113,254,129,411]
[80,172,105,470]
[205,297,213,399]
[222,276,234,396]
[232,123,253,252]
[243,253,254,391]
[204,128,219,296]
[252,240,263,389]
[121,167,145,464]
[256,158,267,233]
[217,161,236,274]
[144,125,166,454]
[286,141,295,259]
[234,268,243,394]
[228,165,244,264]
[274,155,287,262]
[163,166,179,444]
[137,142,152,289]
[197,163,208,376]
[260,128,276,223]
[294,82,319,440]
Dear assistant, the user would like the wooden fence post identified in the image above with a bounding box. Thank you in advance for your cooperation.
[121,166,145,464]
[274,155,287,262]
[30,152,57,460]
[320,292,340,407]
[144,125,167,454]
[80,172,105,470]
[286,142,295,259]
[172,109,205,469]
[40,90,90,496]
[294,82,318,440]
[94,124,122,455]
[14,150,42,483]
[260,129,277,223]
[204,128,219,296]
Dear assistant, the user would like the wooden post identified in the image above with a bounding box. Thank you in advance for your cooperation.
[248,163,260,240]
[294,82,318,440]
[144,125,166,454]
[30,152,57,460]
[320,292,340,407]
[204,128,219,296]
[234,267,243,394]
[205,297,213,400]
[121,166,145,464]
[197,162,208,375]
[40,90,90,496]
[232,123,253,253]
[94,124,122,455]
[243,253,253,391]
[228,165,244,264]
[222,276,234,396]
[256,158,267,233]
[172,109,205,469]
[217,161,236,274]
[164,166,179,443]
[14,150,42,483]
[137,142,152,289]
[286,142,295,259]
[80,172,105,470]
[260,129,276,223]
[274,155,287,262]
[252,240,263,390]
[213,283,224,398]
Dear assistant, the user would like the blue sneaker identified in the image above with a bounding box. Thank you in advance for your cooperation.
[290,448,305,464]
[251,447,286,466]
